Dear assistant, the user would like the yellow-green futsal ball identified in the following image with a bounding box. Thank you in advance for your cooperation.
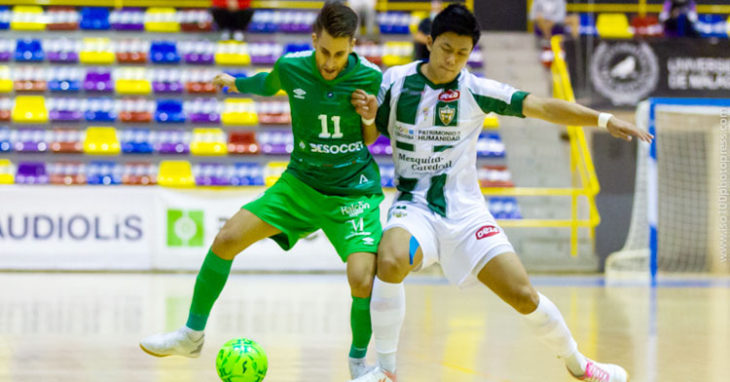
[216,338,268,382]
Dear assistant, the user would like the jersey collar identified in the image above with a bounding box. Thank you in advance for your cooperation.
[416,61,461,90]
[310,51,359,86]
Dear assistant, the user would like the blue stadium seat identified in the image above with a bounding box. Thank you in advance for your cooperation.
[283,42,312,55]
[697,14,728,38]
[87,161,122,185]
[230,163,264,186]
[80,7,111,30]
[476,133,505,158]
[15,39,44,62]
[155,99,185,123]
[84,98,117,122]
[579,13,598,36]
[248,10,278,33]
[121,129,154,154]
[150,41,181,64]
[0,126,11,152]
[0,7,10,30]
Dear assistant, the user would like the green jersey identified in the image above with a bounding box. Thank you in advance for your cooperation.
[235,51,383,196]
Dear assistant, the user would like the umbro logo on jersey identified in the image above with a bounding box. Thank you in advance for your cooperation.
[438,90,460,102]
[293,88,307,99]
[475,225,500,240]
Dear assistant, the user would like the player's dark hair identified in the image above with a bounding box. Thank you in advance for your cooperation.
[313,1,358,39]
[431,4,481,47]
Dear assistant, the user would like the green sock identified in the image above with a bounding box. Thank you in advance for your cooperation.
[349,296,372,359]
[185,249,233,331]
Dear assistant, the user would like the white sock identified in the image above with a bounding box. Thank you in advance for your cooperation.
[521,292,585,375]
[370,277,405,373]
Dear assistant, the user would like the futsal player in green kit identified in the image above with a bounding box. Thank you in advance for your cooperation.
[139,3,383,377]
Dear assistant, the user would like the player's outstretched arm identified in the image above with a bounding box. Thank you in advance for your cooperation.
[212,73,239,93]
[522,94,654,143]
[212,66,282,97]
[351,89,379,145]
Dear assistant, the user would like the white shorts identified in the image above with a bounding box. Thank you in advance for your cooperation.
[384,201,515,287]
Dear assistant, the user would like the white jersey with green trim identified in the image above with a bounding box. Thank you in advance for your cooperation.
[375,61,529,218]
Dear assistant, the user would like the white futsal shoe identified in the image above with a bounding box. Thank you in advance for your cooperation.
[139,326,204,358]
[348,357,375,379]
[348,366,397,382]
[569,359,629,382]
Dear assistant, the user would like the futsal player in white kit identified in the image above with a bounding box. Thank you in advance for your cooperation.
[348,4,654,382]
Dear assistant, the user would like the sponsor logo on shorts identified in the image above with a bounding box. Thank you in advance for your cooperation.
[475,225,499,240]
[309,142,364,154]
[340,201,371,217]
[438,89,460,102]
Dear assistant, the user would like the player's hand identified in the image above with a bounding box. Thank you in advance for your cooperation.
[351,89,377,122]
[212,73,239,93]
[607,117,654,143]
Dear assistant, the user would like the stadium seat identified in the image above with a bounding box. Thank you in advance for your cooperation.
[110,8,144,30]
[248,10,277,33]
[382,42,413,67]
[116,68,151,95]
[181,41,215,65]
[15,39,44,62]
[120,128,154,154]
[87,161,122,185]
[230,162,264,186]
[119,99,153,123]
[264,161,288,186]
[84,98,117,122]
[379,12,410,34]
[0,158,14,184]
[47,6,79,30]
[13,66,46,92]
[122,162,157,185]
[696,14,728,38]
[483,113,500,129]
[116,39,148,64]
[259,130,293,155]
[48,98,83,122]
[368,135,392,156]
[144,7,180,33]
[48,67,82,93]
[215,42,251,66]
[579,13,598,36]
[48,162,87,185]
[46,38,80,63]
[0,126,11,151]
[279,10,315,34]
[283,42,312,55]
[631,15,662,37]
[49,128,84,154]
[184,69,218,94]
[150,41,180,64]
[380,163,395,188]
[221,99,257,126]
[194,163,231,186]
[84,70,114,92]
[158,160,195,187]
[488,197,522,219]
[476,133,505,158]
[596,13,633,38]
[83,126,121,155]
[15,161,48,184]
[0,39,11,62]
[227,131,259,155]
[0,98,9,121]
[190,128,227,156]
[186,98,220,124]
[257,101,290,125]
[11,6,45,31]
[151,68,183,94]
[0,7,11,30]
[0,66,12,93]
[13,128,48,153]
[354,42,382,66]
[249,43,282,66]
[12,95,48,123]
[155,99,185,123]
[478,165,514,188]
[80,7,110,30]
[155,130,190,154]
[80,38,115,65]
[179,9,213,32]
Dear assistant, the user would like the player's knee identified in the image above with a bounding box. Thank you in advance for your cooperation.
[513,286,540,315]
[376,243,410,282]
[349,273,374,297]
[212,228,243,259]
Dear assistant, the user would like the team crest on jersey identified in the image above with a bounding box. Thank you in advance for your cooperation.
[438,90,460,102]
[438,104,456,126]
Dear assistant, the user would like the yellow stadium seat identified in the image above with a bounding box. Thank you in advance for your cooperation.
[221,98,258,126]
[409,12,428,34]
[596,13,634,39]
[11,6,45,31]
[158,160,195,187]
[0,66,13,93]
[12,96,48,123]
[80,38,115,65]
[116,79,151,95]
[83,127,121,155]
[145,8,180,33]
[483,113,500,129]
[264,161,288,187]
[215,42,251,66]
[0,159,14,184]
[382,42,413,67]
[190,128,227,156]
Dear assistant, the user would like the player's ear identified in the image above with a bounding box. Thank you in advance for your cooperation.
[426,35,434,52]
[311,32,318,47]
[350,37,356,49]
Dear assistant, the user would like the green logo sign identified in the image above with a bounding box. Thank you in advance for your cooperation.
[166,209,204,247]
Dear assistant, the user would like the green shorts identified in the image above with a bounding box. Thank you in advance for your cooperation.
[243,171,384,262]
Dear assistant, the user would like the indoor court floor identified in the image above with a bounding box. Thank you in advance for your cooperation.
[0,272,727,382]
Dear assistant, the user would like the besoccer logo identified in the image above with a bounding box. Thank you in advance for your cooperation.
[167,209,204,247]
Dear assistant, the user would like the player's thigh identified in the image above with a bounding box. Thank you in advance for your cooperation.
[476,252,539,314]
[346,252,377,298]
[212,208,282,260]
[321,193,384,261]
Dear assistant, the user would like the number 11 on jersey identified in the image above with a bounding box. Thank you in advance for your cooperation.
[318,114,343,139]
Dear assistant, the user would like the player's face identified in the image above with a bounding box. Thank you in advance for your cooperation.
[312,30,355,81]
[427,32,473,82]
